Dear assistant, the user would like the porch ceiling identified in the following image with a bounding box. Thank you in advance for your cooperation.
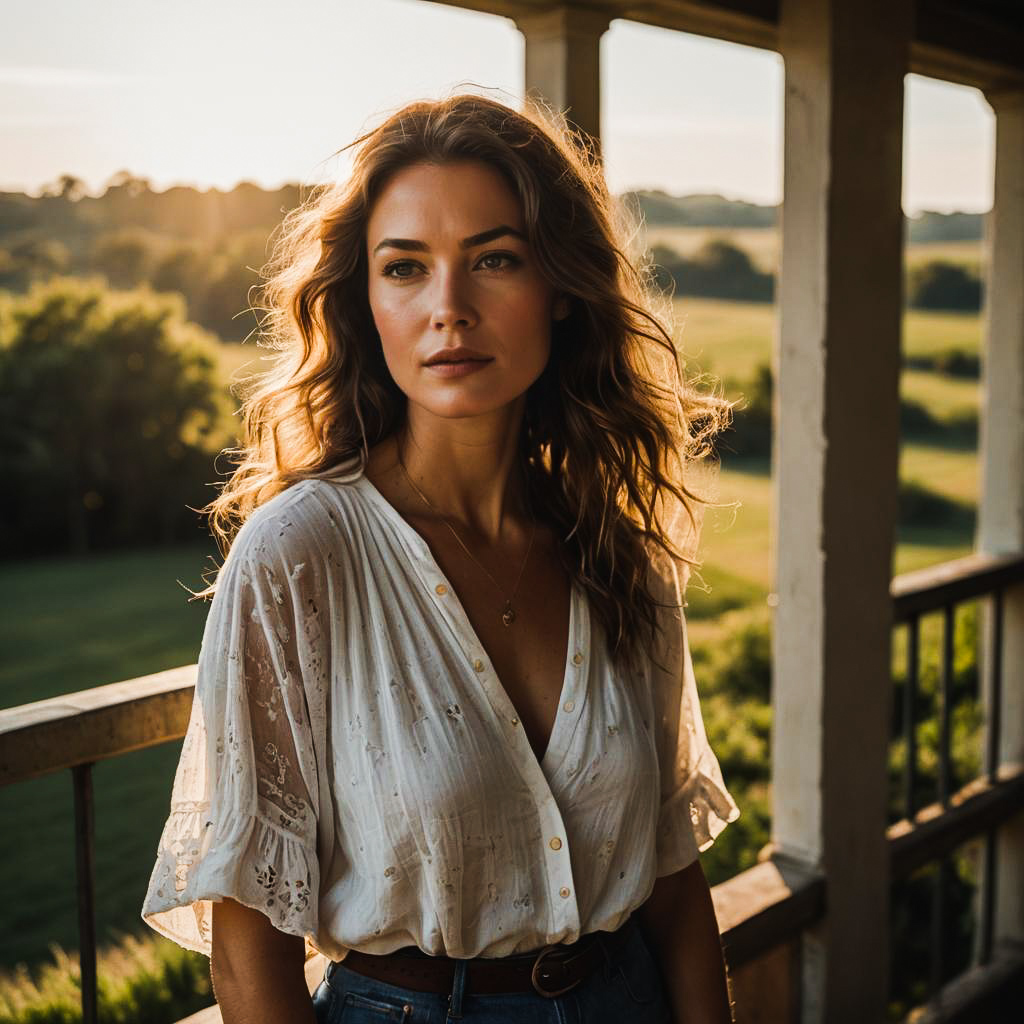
[422,0,1024,90]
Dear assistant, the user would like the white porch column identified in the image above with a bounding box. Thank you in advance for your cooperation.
[514,5,610,144]
[773,1,911,1020]
[978,86,1024,950]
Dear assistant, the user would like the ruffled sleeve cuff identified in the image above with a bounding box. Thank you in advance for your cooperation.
[141,803,320,957]
[655,755,741,878]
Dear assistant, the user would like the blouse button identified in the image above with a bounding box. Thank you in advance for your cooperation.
[563,700,575,713]
[510,717,519,726]
[559,886,571,899]
[572,652,583,665]
[549,837,563,851]
[435,583,448,596]
[473,659,485,673]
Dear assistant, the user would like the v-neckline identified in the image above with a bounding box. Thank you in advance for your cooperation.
[353,471,582,775]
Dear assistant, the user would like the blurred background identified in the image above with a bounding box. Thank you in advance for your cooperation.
[0,1,1002,1021]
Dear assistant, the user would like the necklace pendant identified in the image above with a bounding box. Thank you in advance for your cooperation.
[502,603,516,627]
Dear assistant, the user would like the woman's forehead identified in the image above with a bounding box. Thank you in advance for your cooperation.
[366,161,524,244]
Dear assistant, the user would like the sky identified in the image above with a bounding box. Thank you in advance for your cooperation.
[1,0,995,215]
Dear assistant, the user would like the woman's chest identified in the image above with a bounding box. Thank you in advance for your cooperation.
[324,579,658,827]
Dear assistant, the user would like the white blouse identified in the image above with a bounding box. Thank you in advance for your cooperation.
[141,461,739,960]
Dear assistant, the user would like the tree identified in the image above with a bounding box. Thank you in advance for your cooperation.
[648,239,774,302]
[42,174,87,201]
[0,278,228,555]
[906,260,982,311]
[91,229,156,289]
[0,238,70,291]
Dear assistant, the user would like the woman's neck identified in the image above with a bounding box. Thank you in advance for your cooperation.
[381,420,532,546]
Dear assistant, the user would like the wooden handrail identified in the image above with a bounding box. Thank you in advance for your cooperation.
[0,665,196,787]
[891,551,1024,622]
[888,763,1024,879]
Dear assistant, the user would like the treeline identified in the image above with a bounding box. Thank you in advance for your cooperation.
[628,189,985,244]
[0,174,302,341]
[650,239,984,312]
[0,279,230,558]
[0,178,987,342]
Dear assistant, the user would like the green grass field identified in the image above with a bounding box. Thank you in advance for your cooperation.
[671,296,981,384]
[0,545,215,969]
[0,292,982,976]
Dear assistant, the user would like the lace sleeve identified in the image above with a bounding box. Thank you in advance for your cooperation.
[141,513,325,955]
[648,555,740,877]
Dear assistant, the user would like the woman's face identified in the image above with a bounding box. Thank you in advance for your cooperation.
[366,160,567,425]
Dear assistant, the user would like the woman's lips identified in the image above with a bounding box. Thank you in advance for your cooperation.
[424,358,493,378]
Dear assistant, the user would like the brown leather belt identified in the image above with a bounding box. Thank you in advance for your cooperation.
[334,916,637,998]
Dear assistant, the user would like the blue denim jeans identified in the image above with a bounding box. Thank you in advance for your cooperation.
[311,923,672,1023]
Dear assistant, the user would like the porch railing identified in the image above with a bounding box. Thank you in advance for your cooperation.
[1,555,1022,1023]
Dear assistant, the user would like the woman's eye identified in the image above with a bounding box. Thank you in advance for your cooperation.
[477,252,520,272]
[382,260,421,279]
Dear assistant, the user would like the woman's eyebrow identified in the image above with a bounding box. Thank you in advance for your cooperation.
[372,225,525,256]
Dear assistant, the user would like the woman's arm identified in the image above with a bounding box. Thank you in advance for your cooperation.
[639,859,735,1024]
[211,898,317,1024]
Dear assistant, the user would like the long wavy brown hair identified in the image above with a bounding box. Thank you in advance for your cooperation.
[206,93,731,673]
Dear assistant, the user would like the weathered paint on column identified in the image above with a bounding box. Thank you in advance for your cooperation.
[515,5,610,145]
[979,86,1024,950]
[774,0,911,1019]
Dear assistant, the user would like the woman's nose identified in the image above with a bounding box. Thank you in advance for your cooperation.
[431,270,478,332]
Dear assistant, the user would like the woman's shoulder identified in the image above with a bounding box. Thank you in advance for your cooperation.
[228,468,371,573]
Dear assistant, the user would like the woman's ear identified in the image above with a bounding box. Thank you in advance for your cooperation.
[553,294,571,321]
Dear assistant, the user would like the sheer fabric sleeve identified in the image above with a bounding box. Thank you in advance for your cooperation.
[141,514,324,955]
[648,554,740,877]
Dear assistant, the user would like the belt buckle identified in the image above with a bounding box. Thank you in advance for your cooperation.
[530,944,583,998]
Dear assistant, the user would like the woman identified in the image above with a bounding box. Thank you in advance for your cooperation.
[142,93,740,1023]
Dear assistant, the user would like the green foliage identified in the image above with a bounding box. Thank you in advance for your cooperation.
[903,347,980,379]
[628,191,777,228]
[717,362,772,459]
[907,260,982,312]
[0,933,212,1024]
[885,602,986,1016]
[0,240,71,291]
[900,396,978,446]
[0,179,299,343]
[684,565,766,621]
[905,210,984,244]
[651,239,774,303]
[0,278,228,556]
[90,231,155,290]
[898,479,976,532]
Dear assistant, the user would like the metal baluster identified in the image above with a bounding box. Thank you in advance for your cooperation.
[980,826,996,965]
[986,588,1004,782]
[939,605,954,808]
[929,854,949,998]
[980,588,1004,966]
[72,763,98,1024]
[904,614,920,819]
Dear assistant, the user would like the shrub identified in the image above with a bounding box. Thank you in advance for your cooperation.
[903,348,981,380]
[898,480,975,531]
[0,278,229,556]
[650,240,774,303]
[0,932,212,1024]
[717,362,772,459]
[906,261,982,312]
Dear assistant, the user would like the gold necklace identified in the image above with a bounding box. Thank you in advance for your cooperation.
[396,441,537,627]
